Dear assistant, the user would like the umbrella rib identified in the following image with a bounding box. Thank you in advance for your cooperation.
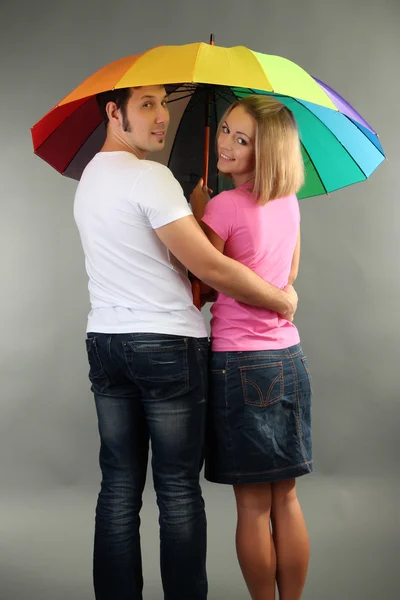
[215,89,236,104]
[61,121,105,176]
[300,142,328,195]
[183,95,204,114]
[172,84,197,92]
[167,92,195,104]
[338,112,385,158]
[291,97,369,179]
[168,84,197,94]
[229,87,257,99]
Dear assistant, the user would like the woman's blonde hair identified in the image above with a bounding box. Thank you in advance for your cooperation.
[217,95,305,204]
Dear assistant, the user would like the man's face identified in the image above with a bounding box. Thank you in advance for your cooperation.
[118,85,170,158]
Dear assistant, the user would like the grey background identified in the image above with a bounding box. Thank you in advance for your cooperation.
[1,0,399,598]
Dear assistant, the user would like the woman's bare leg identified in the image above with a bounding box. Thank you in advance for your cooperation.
[271,479,310,600]
[234,483,276,600]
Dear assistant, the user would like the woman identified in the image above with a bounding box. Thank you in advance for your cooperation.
[191,95,313,600]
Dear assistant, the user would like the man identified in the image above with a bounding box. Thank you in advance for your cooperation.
[73,84,297,600]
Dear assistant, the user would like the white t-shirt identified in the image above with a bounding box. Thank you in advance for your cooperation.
[73,151,207,338]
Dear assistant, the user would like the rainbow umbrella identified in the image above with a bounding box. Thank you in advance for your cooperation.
[30,39,384,199]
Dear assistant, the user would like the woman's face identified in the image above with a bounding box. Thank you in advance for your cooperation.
[217,105,256,186]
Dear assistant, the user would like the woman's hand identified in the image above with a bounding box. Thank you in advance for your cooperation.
[279,284,298,321]
[190,178,212,221]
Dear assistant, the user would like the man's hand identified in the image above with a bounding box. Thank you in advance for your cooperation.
[280,284,298,321]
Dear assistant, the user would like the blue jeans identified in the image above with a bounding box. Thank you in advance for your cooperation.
[85,333,209,600]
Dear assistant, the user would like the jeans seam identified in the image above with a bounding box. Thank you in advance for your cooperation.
[107,335,112,359]
[226,345,301,363]
[194,339,208,405]
[228,353,287,363]
[301,356,313,393]
[222,459,313,478]
[128,346,188,353]
[223,369,238,476]
[87,336,109,383]
[289,355,308,465]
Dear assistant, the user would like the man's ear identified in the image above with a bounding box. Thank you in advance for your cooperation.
[105,101,120,127]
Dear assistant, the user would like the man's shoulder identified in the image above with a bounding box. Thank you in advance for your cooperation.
[135,161,181,194]
[139,160,175,180]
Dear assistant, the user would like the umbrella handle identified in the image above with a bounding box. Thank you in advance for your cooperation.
[192,278,201,310]
[190,132,208,312]
[190,137,209,311]
[191,33,214,312]
[191,119,210,311]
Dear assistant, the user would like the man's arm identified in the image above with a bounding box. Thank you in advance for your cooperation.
[155,215,297,317]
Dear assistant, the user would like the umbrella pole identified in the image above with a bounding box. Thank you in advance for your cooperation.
[192,34,215,310]
[202,34,214,187]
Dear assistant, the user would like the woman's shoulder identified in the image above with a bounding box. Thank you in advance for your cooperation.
[206,189,237,212]
[203,189,238,228]
[211,189,237,202]
[271,193,299,209]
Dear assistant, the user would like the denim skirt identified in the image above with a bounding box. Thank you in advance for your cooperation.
[205,344,313,485]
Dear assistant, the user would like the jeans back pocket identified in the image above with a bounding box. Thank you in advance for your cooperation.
[123,336,190,400]
[240,361,284,407]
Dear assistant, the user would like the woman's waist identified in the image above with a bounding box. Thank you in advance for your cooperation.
[211,296,283,321]
[210,326,300,351]
[210,306,299,343]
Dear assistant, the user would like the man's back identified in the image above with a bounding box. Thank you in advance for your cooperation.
[74,151,206,337]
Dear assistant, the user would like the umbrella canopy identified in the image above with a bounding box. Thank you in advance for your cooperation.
[31,41,385,199]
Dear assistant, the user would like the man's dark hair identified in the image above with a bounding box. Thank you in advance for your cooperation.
[96,87,132,125]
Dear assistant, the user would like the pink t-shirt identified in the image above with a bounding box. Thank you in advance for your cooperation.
[202,183,301,351]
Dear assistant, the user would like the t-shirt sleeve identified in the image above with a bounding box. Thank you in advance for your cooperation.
[201,192,234,241]
[131,163,192,229]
